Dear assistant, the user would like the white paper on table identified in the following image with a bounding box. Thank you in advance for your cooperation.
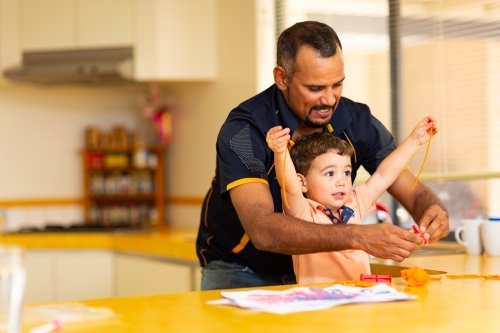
[207,283,416,314]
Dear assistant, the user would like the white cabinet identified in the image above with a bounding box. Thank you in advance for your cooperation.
[24,250,114,303]
[134,0,217,81]
[0,0,21,85]
[20,0,133,51]
[193,266,201,292]
[115,253,192,296]
[54,250,114,302]
[15,0,217,81]
[23,250,197,304]
[20,0,76,51]
[24,251,54,304]
[77,0,134,48]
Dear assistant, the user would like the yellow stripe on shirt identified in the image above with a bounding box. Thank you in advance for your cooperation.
[227,178,268,191]
[231,233,250,253]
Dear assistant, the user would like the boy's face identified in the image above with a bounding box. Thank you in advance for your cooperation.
[301,151,353,210]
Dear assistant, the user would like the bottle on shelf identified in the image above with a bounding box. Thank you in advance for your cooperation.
[82,126,165,227]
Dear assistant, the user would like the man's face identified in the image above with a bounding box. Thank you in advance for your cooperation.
[281,45,345,128]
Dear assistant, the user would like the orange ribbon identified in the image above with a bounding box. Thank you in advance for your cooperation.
[412,129,433,190]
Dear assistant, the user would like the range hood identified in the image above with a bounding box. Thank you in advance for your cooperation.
[3,47,134,85]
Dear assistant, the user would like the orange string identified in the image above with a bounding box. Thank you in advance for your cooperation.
[412,129,433,190]
[282,145,290,209]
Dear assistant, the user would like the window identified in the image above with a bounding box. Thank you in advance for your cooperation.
[272,0,500,231]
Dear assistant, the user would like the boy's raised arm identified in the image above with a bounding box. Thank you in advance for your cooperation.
[365,116,438,202]
[266,126,305,216]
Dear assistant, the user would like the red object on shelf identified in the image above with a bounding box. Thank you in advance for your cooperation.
[87,152,104,169]
[360,274,392,283]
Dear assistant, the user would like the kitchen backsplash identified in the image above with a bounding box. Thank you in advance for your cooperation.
[0,206,83,233]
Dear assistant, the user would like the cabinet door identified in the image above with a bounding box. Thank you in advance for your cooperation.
[54,250,114,301]
[77,0,133,48]
[134,0,217,81]
[24,251,54,304]
[21,0,75,50]
[21,0,133,51]
[0,0,21,85]
[193,266,201,291]
[115,253,192,297]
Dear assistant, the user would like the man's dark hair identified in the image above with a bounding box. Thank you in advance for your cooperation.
[289,132,353,176]
[277,21,342,79]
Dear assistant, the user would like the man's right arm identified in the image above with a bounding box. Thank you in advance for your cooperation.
[230,182,423,262]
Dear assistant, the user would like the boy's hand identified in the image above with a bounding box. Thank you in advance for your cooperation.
[266,126,291,153]
[412,116,438,145]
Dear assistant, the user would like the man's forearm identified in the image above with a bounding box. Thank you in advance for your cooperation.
[411,183,448,223]
[247,211,422,262]
[248,211,359,254]
[231,168,424,262]
[388,170,448,224]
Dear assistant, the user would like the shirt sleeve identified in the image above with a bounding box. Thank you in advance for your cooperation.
[216,121,270,195]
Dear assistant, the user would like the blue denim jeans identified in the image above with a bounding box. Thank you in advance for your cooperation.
[201,260,296,290]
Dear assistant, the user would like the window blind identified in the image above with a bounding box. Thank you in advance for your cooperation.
[273,0,500,228]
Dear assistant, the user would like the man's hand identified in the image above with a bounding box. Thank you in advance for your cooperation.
[388,169,450,244]
[357,223,423,262]
[416,205,449,244]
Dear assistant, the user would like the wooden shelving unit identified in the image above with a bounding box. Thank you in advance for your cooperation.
[82,146,165,227]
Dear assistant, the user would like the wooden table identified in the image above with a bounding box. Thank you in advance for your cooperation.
[22,253,500,333]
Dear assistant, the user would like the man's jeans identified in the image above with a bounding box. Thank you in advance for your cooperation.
[201,260,296,290]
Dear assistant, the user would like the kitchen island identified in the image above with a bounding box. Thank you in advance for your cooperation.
[22,254,500,333]
[2,229,500,332]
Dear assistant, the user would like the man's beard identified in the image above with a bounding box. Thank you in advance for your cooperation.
[303,105,334,128]
[285,88,335,128]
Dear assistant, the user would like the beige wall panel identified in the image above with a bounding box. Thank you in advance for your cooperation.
[164,0,258,225]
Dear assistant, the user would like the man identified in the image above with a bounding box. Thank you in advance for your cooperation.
[196,21,449,290]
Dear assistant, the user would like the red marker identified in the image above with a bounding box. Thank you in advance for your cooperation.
[412,225,429,244]
[360,274,392,283]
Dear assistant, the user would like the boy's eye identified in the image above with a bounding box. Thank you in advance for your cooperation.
[344,171,351,176]
[326,171,333,177]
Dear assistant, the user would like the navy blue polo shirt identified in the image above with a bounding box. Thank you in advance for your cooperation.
[196,84,396,276]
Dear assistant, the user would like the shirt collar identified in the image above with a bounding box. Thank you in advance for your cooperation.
[330,99,353,135]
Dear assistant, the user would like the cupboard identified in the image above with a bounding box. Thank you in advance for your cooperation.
[1,0,217,83]
[20,0,134,50]
[24,250,200,303]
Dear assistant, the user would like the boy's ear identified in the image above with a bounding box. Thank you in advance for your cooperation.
[297,174,307,193]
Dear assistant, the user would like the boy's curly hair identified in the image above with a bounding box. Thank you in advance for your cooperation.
[289,132,353,176]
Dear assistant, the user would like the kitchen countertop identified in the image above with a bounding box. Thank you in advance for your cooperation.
[3,229,500,332]
[22,254,500,333]
[0,227,199,262]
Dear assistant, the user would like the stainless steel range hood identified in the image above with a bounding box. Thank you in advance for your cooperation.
[3,47,134,85]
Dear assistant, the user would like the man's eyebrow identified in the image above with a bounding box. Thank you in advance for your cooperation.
[307,77,345,88]
[335,77,346,85]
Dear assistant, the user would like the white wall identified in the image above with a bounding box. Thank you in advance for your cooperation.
[0,84,145,198]
[0,0,261,230]
[0,83,148,229]
[157,0,260,227]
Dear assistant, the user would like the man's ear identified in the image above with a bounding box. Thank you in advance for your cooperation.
[273,66,288,91]
[297,173,307,193]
